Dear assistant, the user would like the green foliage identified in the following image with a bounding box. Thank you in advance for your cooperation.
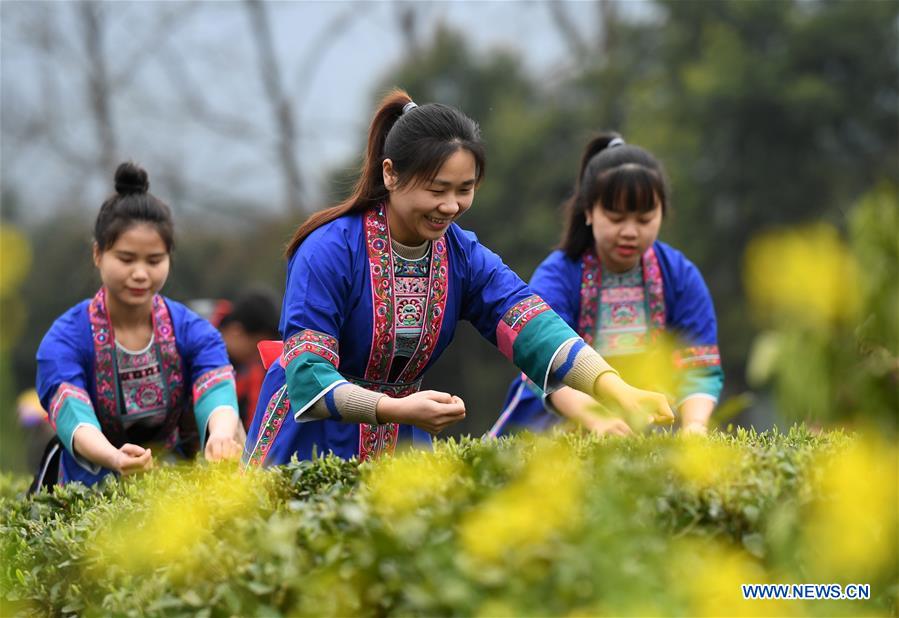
[745,185,899,434]
[2,428,895,616]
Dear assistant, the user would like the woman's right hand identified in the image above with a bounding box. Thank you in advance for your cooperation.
[594,372,675,430]
[376,390,466,434]
[112,443,154,475]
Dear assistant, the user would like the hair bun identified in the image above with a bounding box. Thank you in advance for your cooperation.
[114,162,150,195]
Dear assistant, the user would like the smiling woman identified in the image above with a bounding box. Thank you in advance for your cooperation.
[243,90,675,468]
[32,162,242,491]
[490,133,724,439]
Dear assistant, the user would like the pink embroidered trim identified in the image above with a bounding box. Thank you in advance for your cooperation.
[643,246,666,335]
[578,248,666,345]
[192,365,236,402]
[358,205,449,462]
[353,377,419,463]
[48,382,92,431]
[496,295,550,360]
[88,288,185,444]
[578,252,601,346]
[359,423,400,463]
[246,385,289,467]
[674,345,721,369]
[283,330,339,367]
[88,288,119,434]
[365,206,395,382]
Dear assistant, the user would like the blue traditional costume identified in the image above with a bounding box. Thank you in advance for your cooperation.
[489,242,723,436]
[36,288,238,486]
[245,205,605,466]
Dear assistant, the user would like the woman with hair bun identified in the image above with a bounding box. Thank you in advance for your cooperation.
[33,162,242,490]
[489,133,723,438]
[244,92,675,467]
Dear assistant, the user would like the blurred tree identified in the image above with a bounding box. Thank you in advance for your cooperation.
[350,1,898,434]
[616,0,899,400]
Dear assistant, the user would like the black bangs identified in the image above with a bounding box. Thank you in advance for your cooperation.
[594,164,665,215]
[559,134,670,259]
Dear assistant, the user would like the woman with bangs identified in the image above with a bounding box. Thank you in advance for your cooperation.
[489,133,723,438]
[244,94,676,467]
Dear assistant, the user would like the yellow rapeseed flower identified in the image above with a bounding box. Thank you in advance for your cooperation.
[90,465,260,577]
[802,435,898,582]
[364,449,463,520]
[671,538,800,617]
[0,225,31,297]
[744,223,860,330]
[671,436,742,490]
[458,438,584,564]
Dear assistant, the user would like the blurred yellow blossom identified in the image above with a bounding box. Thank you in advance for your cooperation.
[671,435,742,489]
[0,225,31,297]
[459,438,584,564]
[744,223,860,330]
[90,464,261,577]
[364,449,463,520]
[802,434,898,582]
[671,538,800,617]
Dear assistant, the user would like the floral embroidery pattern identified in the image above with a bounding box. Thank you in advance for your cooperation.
[352,377,421,463]
[192,365,236,402]
[578,252,601,346]
[246,384,289,467]
[89,289,120,437]
[643,246,666,334]
[365,206,396,382]
[88,289,185,445]
[578,248,667,347]
[501,295,549,333]
[395,238,448,384]
[673,345,721,369]
[360,205,449,462]
[284,330,339,367]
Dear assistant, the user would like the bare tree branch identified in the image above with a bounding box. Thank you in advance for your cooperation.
[111,3,202,91]
[545,0,590,61]
[156,46,266,141]
[78,1,117,173]
[244,0,303,215]
[293,2,372,118]
[394,1,420,56]
[598,0,618,58]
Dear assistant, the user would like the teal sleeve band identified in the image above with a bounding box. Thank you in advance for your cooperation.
[285,352,346,420]
[57,398,103,473]
[677,365,724,403]
[195,379,238,446]
[511,310,579,390]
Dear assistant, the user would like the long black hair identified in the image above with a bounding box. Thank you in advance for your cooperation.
[560,132,669,259]
[286,88,485,257]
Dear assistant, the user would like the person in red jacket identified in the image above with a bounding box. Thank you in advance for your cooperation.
[214,288,280,430]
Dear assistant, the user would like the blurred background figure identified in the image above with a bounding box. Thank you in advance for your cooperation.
[1,0,895,472]
[17,388,54,472]
[210,288,280,431]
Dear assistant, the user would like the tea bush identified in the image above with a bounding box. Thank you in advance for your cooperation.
[2,427,896,617]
